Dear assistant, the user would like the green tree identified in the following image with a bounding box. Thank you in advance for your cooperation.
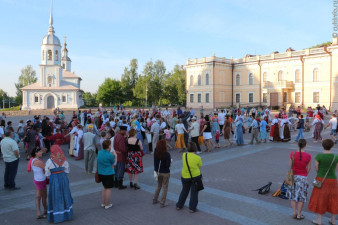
[121,59,139,103]
[0,89,9,109]
[162,65,186,105]
[97,78,123,106]
[309,41,332,49]
[136,59,166,105]
[15,65,37,104]
[82,92,98,107]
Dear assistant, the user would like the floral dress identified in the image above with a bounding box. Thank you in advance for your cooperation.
[125,139,145,174]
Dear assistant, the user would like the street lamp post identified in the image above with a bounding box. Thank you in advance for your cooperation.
[145,83,148,108]
[2,94,4,109]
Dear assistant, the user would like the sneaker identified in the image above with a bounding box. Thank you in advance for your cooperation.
[104,204,112,209]
[101,204,105,208]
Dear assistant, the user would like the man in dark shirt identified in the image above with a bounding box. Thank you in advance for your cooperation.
[114,126,128,189]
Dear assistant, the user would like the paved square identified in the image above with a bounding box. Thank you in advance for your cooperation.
[0,114,337,225]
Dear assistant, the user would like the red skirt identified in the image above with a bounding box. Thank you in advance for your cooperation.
[308,177,338,214]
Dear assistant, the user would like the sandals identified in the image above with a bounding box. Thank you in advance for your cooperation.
[312,220,322,225]
[296,215,305,220]
[36,215,44,219]
[292,214,297,219]
[329,220,336,225]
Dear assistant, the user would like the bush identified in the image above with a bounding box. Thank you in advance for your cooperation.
[0,106,20,111]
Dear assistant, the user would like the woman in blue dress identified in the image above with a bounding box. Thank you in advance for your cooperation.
[45,145,73,223]
[211,113,220,136]
[134,119,147,154]
[235,114,245,145]
[260,119,268,142]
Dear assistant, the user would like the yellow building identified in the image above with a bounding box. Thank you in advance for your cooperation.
[186,37,338,111]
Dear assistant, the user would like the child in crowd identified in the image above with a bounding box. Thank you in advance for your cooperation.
[215,130,220,148]
[163,126,173,150]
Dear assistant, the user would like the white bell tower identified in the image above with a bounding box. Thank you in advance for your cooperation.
[61,36,72,72]
[40,0,62,88]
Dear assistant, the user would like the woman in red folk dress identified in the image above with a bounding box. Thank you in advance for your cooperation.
[270,114,280,142]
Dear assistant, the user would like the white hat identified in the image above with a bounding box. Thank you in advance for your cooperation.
[192,117,197,120]
[152,118,156,122]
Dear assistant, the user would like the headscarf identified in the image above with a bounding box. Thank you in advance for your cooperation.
[315,114,321,121]
[274,114,278,118]
[282,115,287,119]
[50,145,66,167]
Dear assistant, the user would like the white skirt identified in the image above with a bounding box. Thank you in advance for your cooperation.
[203,132,212,140]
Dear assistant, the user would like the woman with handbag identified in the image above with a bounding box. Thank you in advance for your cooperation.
[98,139,115,209]
[153,140,171,208]
[286,139,311,220]
[308,139,338,225]
[29,147,48,219]
[176,142,203,213]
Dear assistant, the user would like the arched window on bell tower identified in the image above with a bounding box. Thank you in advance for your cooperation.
[48,75,53,87]
[48,50,52,60]
[55,50,58,61]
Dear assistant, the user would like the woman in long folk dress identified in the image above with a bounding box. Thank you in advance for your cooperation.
[45,145,73,223]
[223,115,233,147]
[235,113,245,145]
[270,114,280,142]
[312,115,324,143]
[281,115,291,142]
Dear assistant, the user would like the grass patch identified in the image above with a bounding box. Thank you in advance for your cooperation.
[0,106,20,111]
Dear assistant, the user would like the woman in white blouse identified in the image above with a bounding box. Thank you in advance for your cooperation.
[175,119,189,152]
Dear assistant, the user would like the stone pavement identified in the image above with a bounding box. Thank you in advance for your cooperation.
[0,114,337,225]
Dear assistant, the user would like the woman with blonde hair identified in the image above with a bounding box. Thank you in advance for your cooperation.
[175,119,189,153]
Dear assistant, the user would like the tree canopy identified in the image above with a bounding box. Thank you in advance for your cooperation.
[95,59,186,107]
[15,65,37,104]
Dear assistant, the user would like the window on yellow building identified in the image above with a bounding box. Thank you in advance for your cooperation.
[295,70,301,83]
[313,92,319,103]
[198,75,201,86]
[278,70,284,81]
[236,74,240,86]
[235,93,240,103]
[34,96,39,103]
[313,68,319,82]
[249,73,253,85]
[190,75,193,86]
[295,92,301,103]
[205,93,209,103]
[263,72,267,82]
[263,93,267,103]
[205,73,210,85]
[249,93,253,103]
[198,94,201,103]
[190,94,194,103]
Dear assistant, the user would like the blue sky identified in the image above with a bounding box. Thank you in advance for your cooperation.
[0,0,334,96]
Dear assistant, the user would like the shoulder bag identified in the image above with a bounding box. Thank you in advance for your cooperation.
[154,160,161,181]
[95,157,101,183]
[285,151,295,186]
[185,153,204,192]
[313,155,336,188]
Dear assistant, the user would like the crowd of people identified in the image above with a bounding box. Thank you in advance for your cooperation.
[0,104,337,223]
